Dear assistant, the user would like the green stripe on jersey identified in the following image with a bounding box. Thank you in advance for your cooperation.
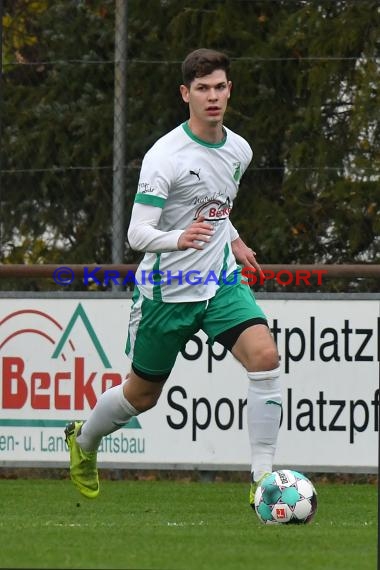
[218,243,230,281]
[134,194,166,208]
[152,253,162,301]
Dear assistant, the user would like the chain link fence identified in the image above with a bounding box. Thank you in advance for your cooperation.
[1,1,133,274]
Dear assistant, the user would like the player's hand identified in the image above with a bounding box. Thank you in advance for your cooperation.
[177,216,214,250]
[231,237,265,281]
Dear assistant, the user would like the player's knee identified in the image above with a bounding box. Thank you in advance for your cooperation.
[263,345,280,370]
[136,390,162,412]
[126,387,162,413]
[249,345,279,373]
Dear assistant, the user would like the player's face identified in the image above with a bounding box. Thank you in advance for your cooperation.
[180,69,232,126]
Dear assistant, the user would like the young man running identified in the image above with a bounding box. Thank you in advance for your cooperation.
[65,48,282,508]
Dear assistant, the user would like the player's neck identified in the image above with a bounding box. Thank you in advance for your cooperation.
[187,118,225,144]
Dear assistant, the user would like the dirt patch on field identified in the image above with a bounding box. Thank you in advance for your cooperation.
[0,467,377,484]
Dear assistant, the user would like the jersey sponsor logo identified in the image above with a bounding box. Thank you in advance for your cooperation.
[137,182,155,194]
[193,191,224,205]
[194,197,232,221]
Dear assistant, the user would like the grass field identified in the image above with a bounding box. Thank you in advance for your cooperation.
[0,478,377,570]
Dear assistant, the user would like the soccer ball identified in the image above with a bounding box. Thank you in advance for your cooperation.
[254,469,317,525]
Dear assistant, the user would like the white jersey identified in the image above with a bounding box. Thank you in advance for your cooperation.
[130,121,252,302]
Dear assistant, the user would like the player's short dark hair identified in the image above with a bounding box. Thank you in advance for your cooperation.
[182,48,230,87]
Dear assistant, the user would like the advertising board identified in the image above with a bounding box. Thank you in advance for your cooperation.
[0,296,378,472]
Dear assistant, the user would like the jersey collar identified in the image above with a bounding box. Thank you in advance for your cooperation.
[182,121,227,148]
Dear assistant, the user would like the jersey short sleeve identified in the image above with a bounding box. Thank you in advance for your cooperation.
[134,147,175,209]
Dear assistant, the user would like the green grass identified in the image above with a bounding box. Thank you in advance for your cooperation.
[0,478,377,570]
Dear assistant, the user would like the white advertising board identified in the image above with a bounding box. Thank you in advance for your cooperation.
[0,296,378,472]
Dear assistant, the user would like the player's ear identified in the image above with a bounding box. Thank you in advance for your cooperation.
[227,80,232,99]
[180,84,190,103]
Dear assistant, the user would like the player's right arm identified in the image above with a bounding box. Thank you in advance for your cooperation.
[127,204,214,252]
[177,216,214,250]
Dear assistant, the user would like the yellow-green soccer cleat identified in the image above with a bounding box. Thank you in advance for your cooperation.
[64,421,99,499]
[249,472,271,510]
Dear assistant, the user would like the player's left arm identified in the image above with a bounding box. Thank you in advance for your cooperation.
[229,220,264,278]
[229,139,265,274]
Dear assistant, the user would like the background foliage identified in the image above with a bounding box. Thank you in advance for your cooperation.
[1,0,379,290]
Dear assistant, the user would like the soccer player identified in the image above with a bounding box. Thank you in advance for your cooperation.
[65,48,282,508]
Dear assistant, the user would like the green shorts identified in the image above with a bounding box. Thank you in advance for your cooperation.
[125,271,267,377]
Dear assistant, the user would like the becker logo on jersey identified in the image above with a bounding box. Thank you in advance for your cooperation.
[194,197,232,221]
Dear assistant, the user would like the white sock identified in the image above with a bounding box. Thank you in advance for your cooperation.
[77,382,139,452]
[247,367,282,482]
